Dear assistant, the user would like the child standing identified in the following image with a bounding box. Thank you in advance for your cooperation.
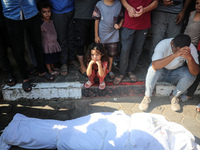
[37,0,61,76]
[185,0,200,107]
[184,0,200,47]
[114,0,158,84]
[92,0,124,79]
[84,43,109,90]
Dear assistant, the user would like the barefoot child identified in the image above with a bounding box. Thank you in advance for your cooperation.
[92,0,123,79]
[37,0,61,76]
[84,43,109,90]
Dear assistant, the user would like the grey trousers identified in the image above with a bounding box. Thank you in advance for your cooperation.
[149,11,182,62]
[119,27,148,75]
[52,10,76,64]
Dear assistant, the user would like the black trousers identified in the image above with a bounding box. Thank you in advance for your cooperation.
[0,25,12,74]
[5,14,45,79]
[74,19,95,56]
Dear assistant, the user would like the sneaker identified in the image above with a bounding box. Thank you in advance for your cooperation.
[139,96,151,111]
[171,96,181,112]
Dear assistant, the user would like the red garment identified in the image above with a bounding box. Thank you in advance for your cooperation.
[197,41,200,51]
[88,61,109,83]
[123,0,153,30]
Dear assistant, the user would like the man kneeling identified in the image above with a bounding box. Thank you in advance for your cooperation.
[140,34,199,112]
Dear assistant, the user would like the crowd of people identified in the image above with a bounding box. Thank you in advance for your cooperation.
[0,0,200,112]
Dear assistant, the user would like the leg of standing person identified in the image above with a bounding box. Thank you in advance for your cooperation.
[165,13,182,38]
[67,10,79,68]
[4,18,32,92]
[0,25,15,86]
[113,27,135,85]
[52,10,78,76]
[74,19,92,76]
[186,51,200,99]
[150,11,168,63]
[127,29,148,82]
[26,14,54,81]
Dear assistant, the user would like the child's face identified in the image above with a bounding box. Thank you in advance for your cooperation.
[91,49,102,61]
[41,7,51,21]
[196,0,200,12]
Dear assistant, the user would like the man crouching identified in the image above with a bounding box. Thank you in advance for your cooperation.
[140,34,199,112]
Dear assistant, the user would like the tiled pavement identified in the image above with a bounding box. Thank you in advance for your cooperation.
[0,38,200,149]
[0,95,200,150]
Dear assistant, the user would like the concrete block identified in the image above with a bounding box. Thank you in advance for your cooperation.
[156,82,175,96]
[2,82,82,101]
[156,82,200,96]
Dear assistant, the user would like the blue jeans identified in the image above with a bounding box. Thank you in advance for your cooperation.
[119,27,148,75]
[145,65,196,97]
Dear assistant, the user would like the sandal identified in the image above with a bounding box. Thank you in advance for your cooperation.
[109,72,115,79]
[113,75,124,85]
[50,71,60,76]
[22,80,32,93]
[196,103,200,113]
[84,80,94,88]
[99,81,106,90]
[61,64,68,76]
[127,72,138,83]
[6,74,16,87]
[39,72,55,81]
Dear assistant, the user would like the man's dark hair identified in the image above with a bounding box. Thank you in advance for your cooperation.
[173,34,191,48]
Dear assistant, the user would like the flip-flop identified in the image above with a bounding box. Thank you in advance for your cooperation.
[84,80,94,88]
[99,81,106,90]
[113,75,124,85]
[61,64,68,76]
[50,71,60,76]
[109,72,115,79]
[5,74,16,87]
[39,72,55,81]
[22,80,32,93]
[196,103,200,113]
[127,72,138,83]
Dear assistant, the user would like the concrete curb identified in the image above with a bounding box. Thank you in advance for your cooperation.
[2,81,200,101]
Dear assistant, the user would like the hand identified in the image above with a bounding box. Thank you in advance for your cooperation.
[127,6,137,18]
[174,46,190,58]
[163,0,173,7]
[135,6,144,17]
[175,11,185,24]
[114,24,121,29]
[89,60,96,66]
[96,60,101,66]
[95,36,101,43]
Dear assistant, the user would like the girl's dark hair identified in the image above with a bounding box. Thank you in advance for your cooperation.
[85,43,109,65]
[36,0,52,11]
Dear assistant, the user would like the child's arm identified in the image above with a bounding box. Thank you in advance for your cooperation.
[114,18,124,30]
[96,60,107,77]
[86,60,95,76]
[135,0,158,17]
[121,0,137,18]
[94,19,101,43]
